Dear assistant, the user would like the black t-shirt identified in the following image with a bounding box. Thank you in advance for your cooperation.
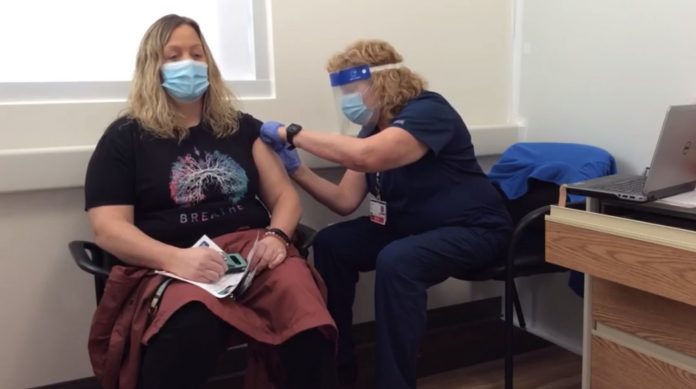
[360,91,512,234]
[85,114,271,248]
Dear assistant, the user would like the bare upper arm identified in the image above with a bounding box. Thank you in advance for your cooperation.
[357,126,429,172]
[252,138,298,210]
[87,205,134,233]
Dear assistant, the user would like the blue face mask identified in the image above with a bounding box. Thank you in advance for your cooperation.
[161,59,209,102]
[341,92,375,125]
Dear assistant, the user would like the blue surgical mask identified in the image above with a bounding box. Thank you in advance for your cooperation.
[341,92,375,125]
[161,59,209,102]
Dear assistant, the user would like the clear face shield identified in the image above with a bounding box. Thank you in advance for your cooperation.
[329,63,400,135]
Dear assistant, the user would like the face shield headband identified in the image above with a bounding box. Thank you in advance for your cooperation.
[329,63,402,128]
[329,63,402,88]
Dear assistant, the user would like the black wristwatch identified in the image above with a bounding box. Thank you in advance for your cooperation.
[286,123,303,150]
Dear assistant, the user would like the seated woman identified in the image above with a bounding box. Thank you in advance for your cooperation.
[84,14,336,389]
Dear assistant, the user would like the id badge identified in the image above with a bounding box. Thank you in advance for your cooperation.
[369,198,387,225]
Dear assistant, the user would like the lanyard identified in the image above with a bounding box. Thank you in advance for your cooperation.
[369,172,387,225]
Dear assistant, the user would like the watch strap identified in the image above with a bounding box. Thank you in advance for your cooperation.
[286,123,302,150]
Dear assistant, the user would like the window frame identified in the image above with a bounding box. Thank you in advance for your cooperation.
[0,0,272,104]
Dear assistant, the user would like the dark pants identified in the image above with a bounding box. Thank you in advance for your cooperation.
[313,217,508,389]
[137,302,337,389]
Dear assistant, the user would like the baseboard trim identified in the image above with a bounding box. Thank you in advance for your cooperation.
[31,377,98,389]
[32,297,550,389]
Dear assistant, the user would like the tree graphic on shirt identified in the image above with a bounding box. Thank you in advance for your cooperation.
[169,149,248,206]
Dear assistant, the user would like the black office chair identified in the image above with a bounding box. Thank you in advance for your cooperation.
[69,224,317,386]
[455,179,579,389]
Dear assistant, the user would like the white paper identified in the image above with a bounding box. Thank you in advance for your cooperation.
[155,234,258,298]
[655,188,696,208]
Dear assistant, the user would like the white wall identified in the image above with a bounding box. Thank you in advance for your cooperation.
[519,0,696,172]
[0,0,518,193]
[0,0,516,387]
[515,0,696,353]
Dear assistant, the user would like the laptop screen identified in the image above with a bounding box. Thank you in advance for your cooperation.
[644,104,696,193]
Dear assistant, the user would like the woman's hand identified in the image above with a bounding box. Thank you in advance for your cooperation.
[260,121,286,149]
[167,247,228,283]
[276,147,302,174]
[250,235,288,272]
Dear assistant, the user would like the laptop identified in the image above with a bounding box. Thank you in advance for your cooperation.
[566,104,696,202]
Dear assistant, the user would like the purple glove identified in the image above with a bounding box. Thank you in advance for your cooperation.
[277,147,301,174]
[260,121,286,151]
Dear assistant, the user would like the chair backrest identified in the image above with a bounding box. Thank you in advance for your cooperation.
[498,179,559,226]
[494,179,560,255]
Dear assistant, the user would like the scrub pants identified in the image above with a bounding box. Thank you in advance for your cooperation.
[313,216,509,389]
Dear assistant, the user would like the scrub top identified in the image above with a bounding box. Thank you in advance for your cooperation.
[359,91,512,235]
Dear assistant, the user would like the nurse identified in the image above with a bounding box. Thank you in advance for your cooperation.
[260,39,513,389]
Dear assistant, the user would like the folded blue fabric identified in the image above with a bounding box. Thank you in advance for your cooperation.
[488,142,616,202]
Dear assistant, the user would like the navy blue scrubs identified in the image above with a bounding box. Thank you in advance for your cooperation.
[313,91,513,389]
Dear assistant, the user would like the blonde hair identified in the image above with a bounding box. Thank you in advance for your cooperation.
[326,40,427,123]
[125,14,240,140]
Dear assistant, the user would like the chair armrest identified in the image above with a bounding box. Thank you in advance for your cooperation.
[506,204,551,259]
[294,223,317,258]
[68,240,110,277]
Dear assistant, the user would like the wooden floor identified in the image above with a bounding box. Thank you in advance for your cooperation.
[417,346,582,389]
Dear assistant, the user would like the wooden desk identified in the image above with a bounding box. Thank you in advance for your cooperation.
[545,200,696,388]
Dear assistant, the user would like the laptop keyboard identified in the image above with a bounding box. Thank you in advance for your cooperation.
[602,177,646,194]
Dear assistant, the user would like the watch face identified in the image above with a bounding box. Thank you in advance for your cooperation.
[286,123,302,149]
[287,123,302,134]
